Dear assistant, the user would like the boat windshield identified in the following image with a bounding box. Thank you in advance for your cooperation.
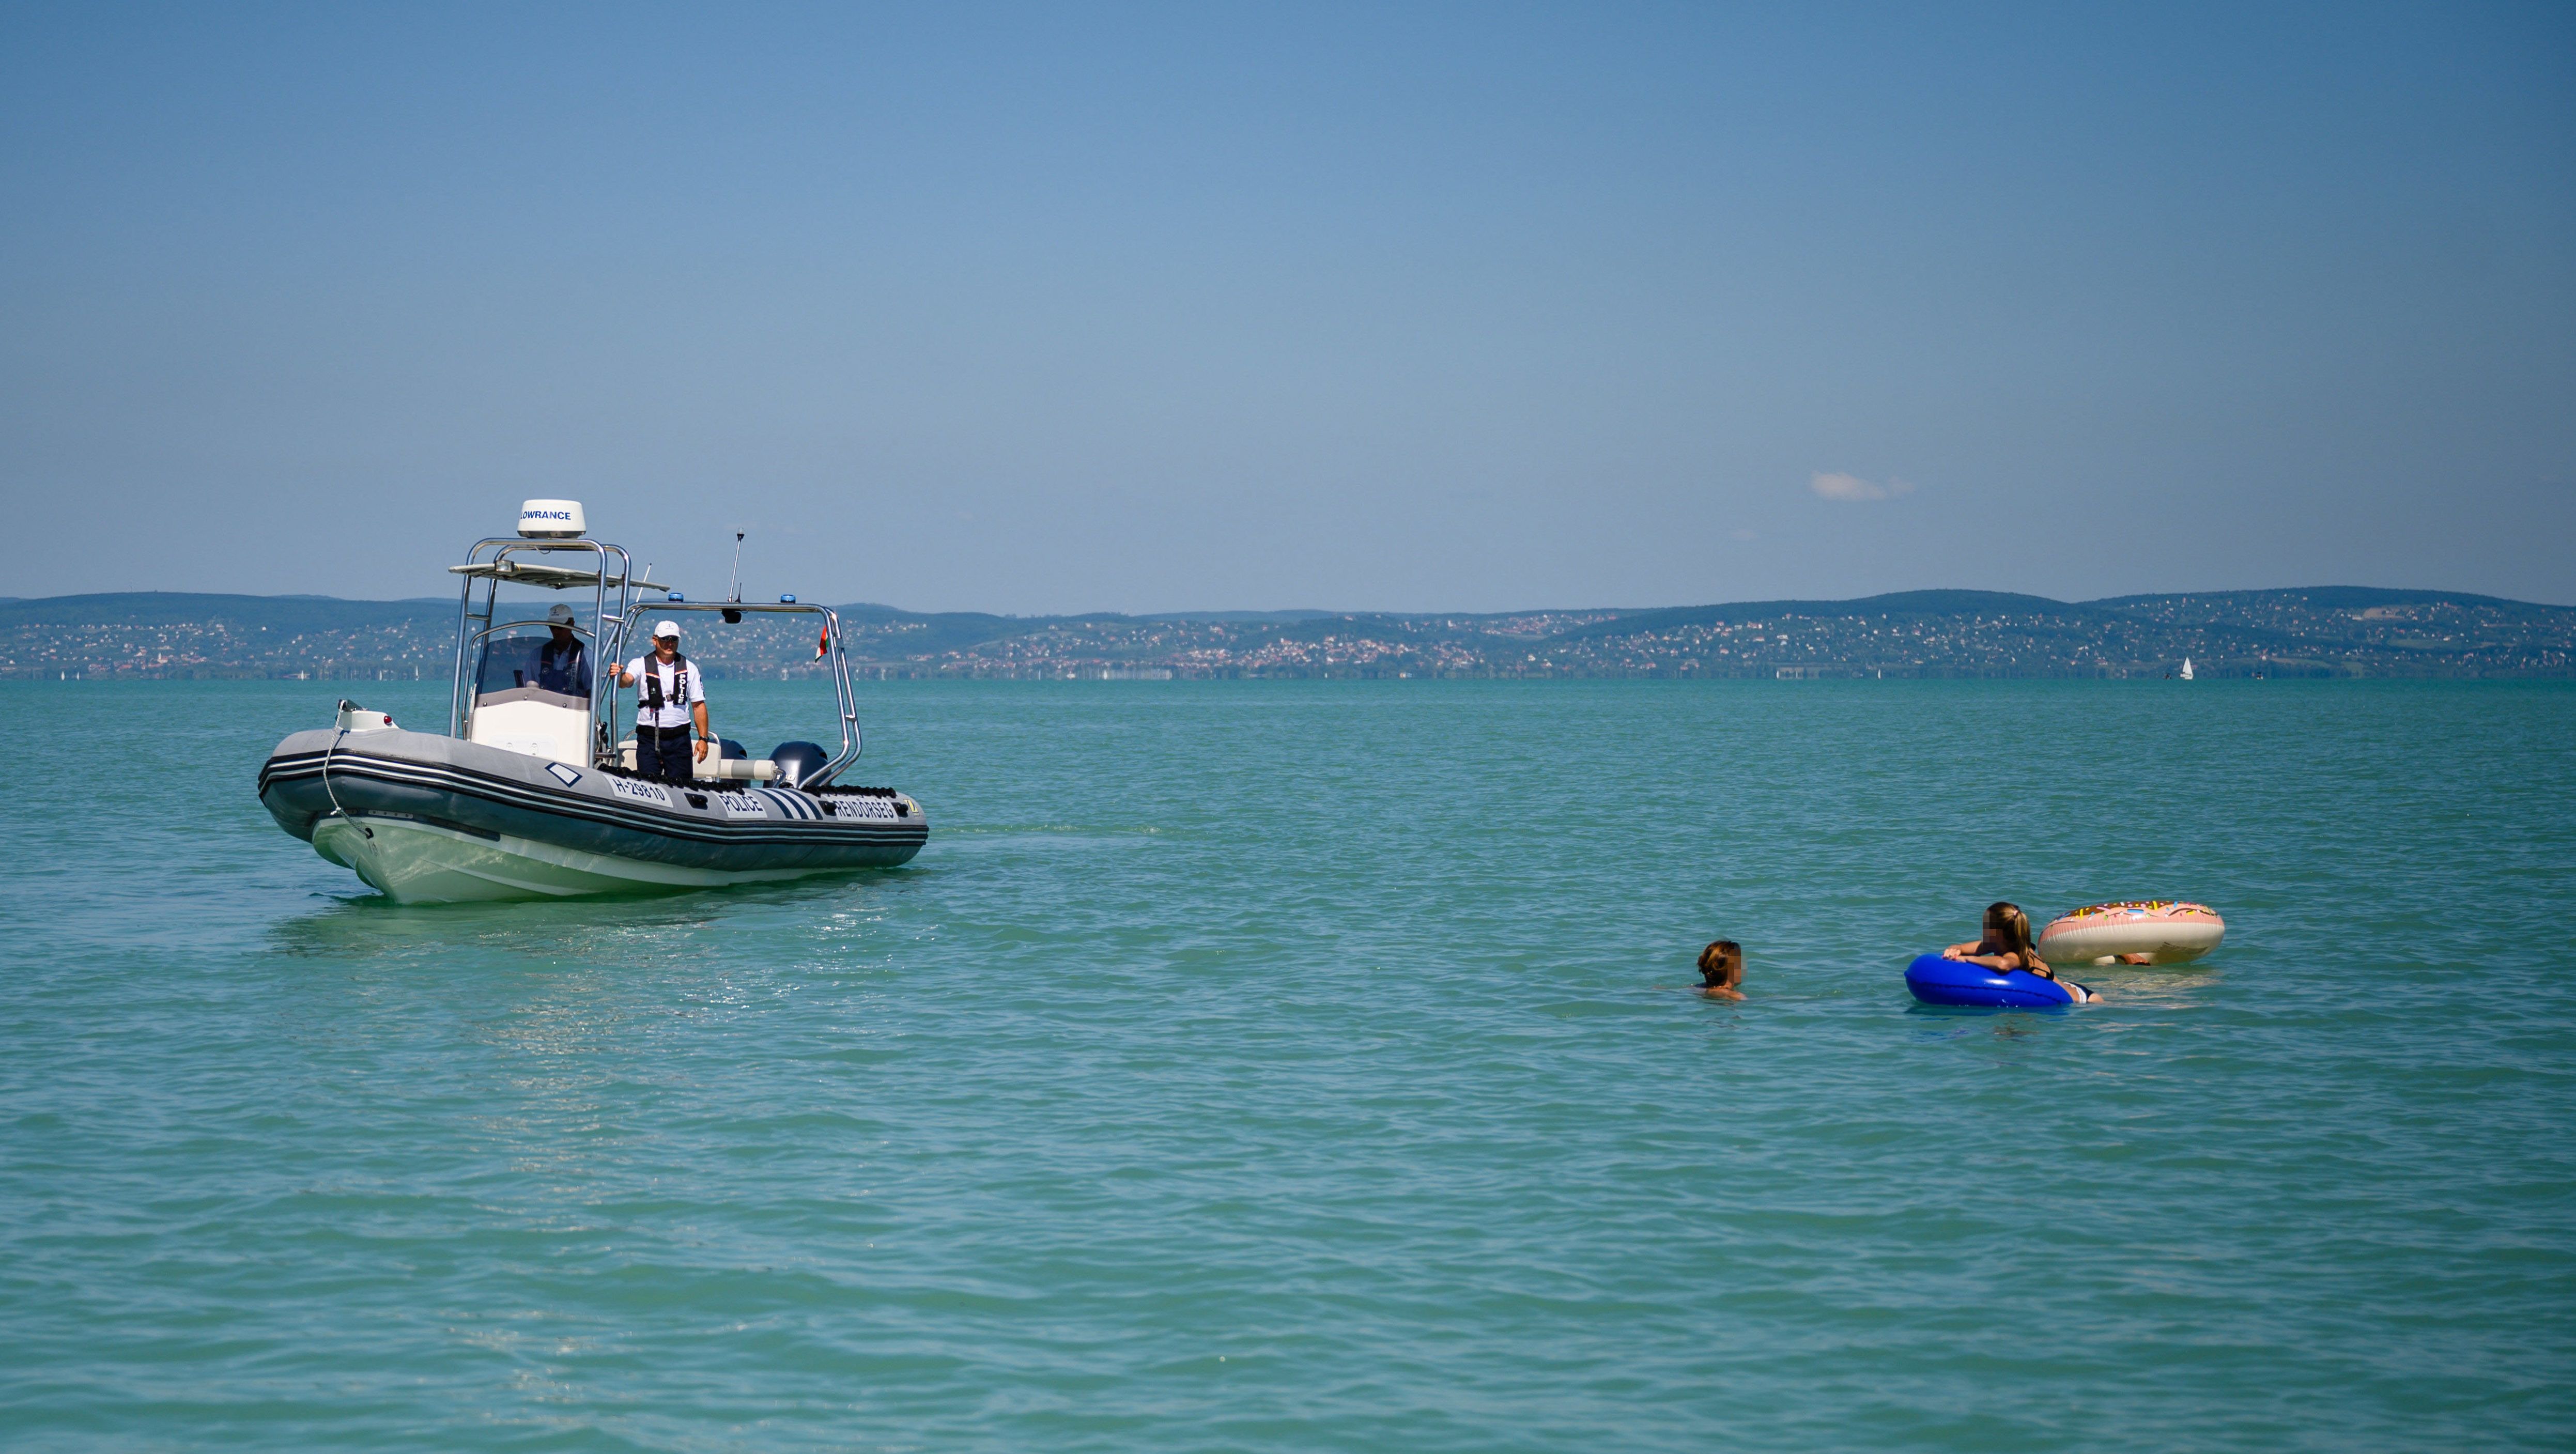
[474,626,593,706]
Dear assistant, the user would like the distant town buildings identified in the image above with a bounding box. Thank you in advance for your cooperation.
[3,591,2568,681]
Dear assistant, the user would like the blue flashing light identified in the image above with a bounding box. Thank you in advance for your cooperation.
[779,594,796,604]
[666,591,685,601]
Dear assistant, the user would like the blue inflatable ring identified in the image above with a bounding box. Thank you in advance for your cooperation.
[1905,953,2077,1008]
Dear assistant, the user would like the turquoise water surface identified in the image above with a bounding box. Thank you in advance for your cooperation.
[4,678,2572,1450]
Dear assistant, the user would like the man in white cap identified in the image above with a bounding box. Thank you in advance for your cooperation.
[615,620,709,783]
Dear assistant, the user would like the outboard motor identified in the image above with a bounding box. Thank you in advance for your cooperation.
[769,740,831,790]
[718,737,747,762]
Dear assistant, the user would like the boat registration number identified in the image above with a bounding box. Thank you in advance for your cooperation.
[610,778,672,807]
[828,797,901,821]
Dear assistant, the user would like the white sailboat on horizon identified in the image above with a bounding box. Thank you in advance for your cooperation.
[2180,656,2195,680]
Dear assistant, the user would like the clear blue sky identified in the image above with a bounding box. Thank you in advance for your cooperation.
[3,2,2570,612]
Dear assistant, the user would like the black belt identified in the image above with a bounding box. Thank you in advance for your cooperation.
[637,722,691,735]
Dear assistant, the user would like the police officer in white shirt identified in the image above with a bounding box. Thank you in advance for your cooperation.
[615,620,711,783]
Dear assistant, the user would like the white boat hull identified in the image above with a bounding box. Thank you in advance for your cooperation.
[312,815,848,902]
[261,726,925,904]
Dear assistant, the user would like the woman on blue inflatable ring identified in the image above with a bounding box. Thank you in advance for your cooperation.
[1945,901,2096,1003]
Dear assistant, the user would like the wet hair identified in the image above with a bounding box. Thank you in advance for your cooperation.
[1982,902,2048,976]
[1696,940,1742,988]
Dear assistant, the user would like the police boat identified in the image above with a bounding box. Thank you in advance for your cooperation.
[256,500,927,903]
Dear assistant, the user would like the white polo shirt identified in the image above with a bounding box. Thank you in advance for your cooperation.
[625,654,705,729]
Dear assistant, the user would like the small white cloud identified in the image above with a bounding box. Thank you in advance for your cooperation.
[1810,471,1915,502]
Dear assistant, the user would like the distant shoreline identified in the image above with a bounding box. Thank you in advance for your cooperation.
[6,587,2571,682]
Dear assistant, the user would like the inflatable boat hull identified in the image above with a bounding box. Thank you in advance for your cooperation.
[259,727,924,904]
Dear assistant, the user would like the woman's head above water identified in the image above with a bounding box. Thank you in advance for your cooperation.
[1983,902,2039,962]
[1696,940,1742,991]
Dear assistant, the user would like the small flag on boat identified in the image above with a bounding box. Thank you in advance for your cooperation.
[815,626,829,660]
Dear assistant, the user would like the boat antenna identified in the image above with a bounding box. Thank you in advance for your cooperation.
[727,530,745,604]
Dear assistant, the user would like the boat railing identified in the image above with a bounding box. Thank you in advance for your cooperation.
[612,600,863,784]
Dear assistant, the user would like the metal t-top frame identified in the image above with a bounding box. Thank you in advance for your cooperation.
[443,535,863,785]
[448,537,647,764]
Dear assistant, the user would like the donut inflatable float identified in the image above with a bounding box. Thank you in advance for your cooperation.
[1905,954,2080,1008]
[2039,901,2225,965]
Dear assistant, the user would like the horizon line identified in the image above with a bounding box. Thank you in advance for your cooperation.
[2,583,2570,615]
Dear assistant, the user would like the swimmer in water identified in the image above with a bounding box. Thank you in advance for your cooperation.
[1695,940,1744,1000]
[1943,901,2094,1003]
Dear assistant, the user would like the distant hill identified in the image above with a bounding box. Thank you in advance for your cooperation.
[0,592,454,632]
[2,587,2568,680]
[1547,590,2122,644]
[2094,585,2544,614]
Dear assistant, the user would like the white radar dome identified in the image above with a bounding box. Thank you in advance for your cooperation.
[517,499,587,538]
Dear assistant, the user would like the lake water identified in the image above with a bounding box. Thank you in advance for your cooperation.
[4,678,2572,1450]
